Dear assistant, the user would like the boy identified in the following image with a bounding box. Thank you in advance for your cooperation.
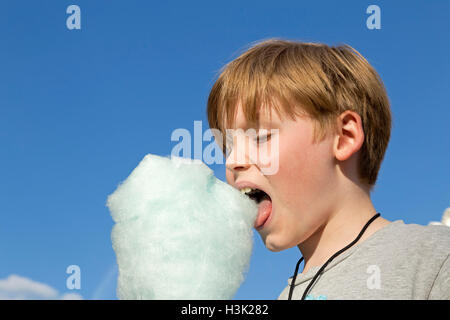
[206,38,450,299]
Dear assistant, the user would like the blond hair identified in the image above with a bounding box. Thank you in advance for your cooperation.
[207,38,391,188]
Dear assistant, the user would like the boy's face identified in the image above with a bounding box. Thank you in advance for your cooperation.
[225,102,337,251]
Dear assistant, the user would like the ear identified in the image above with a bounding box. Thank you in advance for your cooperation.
[333,110,365,161]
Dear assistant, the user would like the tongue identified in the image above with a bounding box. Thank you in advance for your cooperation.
[255,199,272,229]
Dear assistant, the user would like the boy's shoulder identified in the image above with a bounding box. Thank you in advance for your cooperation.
[363,219,450,298]
[375,219,450,257]
[363,219,450,271]
[379,220,450,299]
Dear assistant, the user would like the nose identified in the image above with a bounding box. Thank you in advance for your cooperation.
[226,155,251,173]
[225,137,253,175]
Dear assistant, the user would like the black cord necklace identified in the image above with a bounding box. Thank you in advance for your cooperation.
[288,212,381,300]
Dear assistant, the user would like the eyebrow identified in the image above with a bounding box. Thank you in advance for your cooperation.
[243,119,276,129]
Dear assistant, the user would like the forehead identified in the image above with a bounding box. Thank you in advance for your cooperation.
[228,101,281,130]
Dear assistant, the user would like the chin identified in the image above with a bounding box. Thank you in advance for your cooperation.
[261,233,291,252]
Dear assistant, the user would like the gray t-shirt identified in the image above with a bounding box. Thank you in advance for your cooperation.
[277,220,450,300]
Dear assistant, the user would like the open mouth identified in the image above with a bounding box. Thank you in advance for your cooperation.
[240,187,273,229]
[240,187,271,204]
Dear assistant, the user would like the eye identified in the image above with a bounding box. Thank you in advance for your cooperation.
[255,133,271,144]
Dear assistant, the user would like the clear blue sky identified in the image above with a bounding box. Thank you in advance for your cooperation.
[0,0,449,300]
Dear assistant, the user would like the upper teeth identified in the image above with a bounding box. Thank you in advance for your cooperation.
[240,187,254,194]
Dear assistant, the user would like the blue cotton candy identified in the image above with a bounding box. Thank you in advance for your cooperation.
[106,154,258,299]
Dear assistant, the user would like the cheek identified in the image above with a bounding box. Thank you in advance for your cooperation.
[278,130,311,180]
[274,134,333,206]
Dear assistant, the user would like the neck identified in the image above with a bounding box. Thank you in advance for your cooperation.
[297,183,390,274]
